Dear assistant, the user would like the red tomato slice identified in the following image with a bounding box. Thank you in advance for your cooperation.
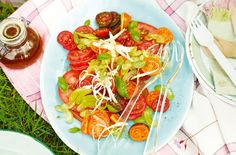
[137,22,159,34]
[124,39,135,47]
[70,60,88,66]
[115,31,132,45]
[67,48,94,62]
[130,95,146,115]
[141,88,149,98]
[146,90,160,107]
[151,95,170,112]
[63,42,77,51]
[57,31,74,47]
[70,53,96,66]
[116,95,128,111]
[136,40,155,50]
[71,109,83,122]
[79,77,92,87]
[96,12,113,28]
[75,26,95,34]
[157,27,174,44]
[121,13,132,29]
[128,112,142,120]
[70,64,89,72]
[58,88,72,104]
[140,75,151,81]
[142,57,161,76]
[90,44,108,54]
[63,70,80,89]
[95,28,110,38]
[88,110,110,139]
[126,81,136,98]
[111,24,121,35]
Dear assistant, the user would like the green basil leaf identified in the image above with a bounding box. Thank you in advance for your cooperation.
[115,76,129,98]
[58,77,68,92]
[69,127,81,133]
[84,19,91,26]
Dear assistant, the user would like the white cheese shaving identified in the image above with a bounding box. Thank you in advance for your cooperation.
[92,29,134,61]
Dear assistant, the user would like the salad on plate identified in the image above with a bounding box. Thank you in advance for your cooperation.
[55,11,174,142]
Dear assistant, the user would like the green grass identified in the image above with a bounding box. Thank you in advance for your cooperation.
[0,2,77,155]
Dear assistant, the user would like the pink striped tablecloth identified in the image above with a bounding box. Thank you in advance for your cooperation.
[1,0,236,154]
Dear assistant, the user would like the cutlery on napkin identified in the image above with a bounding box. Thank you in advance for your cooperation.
[201,5,236,96]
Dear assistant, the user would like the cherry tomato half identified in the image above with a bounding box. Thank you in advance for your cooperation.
[63,70,80,89]
[79,76,92,87]
[90,44,108,54]
[137,22,159,34]
[126,81,137,98]
[146,90,160,107]
[58,88,72,104]
[157,27,174,44]
[128,112,142,120]
[151,95,170,112]
[121,13,131,29]
[75,25,95,34]
[95,28,110,38]
[57,31,74,47]
[96,12,113,28]
[110,11,121,27]
[111,24,121,35]
[70,64,89,73]
[87,110,110,139]
[67,48,94,62]
[115,31,132,45]
[136,40,155,50]
[69,52,96,68]
[71,111,83,122]
[130,95,146,115]
[63,42,77,51]
[141,57,161,76]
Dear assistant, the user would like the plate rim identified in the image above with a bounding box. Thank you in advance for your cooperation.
[40,0,195,154]
[0,129,54,155]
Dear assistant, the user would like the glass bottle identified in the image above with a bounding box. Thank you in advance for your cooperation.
[0,17,41,67]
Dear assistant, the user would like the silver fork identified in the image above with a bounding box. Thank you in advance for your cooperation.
[190,17,236,86]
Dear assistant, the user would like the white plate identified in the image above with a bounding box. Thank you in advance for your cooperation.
[186,5,236,105]
[0,130,54,155]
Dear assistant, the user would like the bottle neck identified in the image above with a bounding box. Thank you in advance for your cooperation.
[0,18,27,47]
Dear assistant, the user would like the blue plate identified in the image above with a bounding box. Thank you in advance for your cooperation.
[40,0,194,154]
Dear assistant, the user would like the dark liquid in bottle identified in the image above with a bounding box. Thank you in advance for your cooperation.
[0,27,42,68]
